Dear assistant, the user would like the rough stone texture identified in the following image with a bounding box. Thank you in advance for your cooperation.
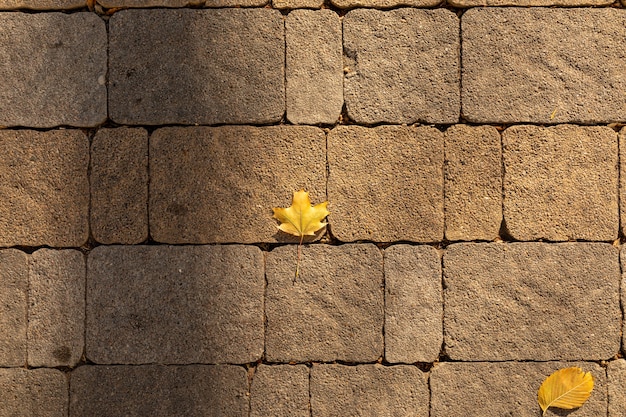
[90,127,148,244]
[311,364,429,417]
[0,130,89,247]
[250,365,309,417]
[444,243,621,361]
[70,365,248,417]
[431,362,606,417]
[620,127,626,237]
[0,368,67,417]
[462,8,626,124]
[445,125,502,241]
[608,360,626,417]
[266,244,383,363]
[343,9,459,124]
[28,249,85,368]
[0,0,83,8]
[109,9,283,125]
[621,247,626,352]
[0,13,106,128]
[451,0,610,5]
[503,125,618,241]
[275,0,321,7]
[384,245,442,363]
[86,245,264,364]
[99,0,203,6]
[332,0,438,11]
[150,126,326,244]
[286,10,342,124]
[205,0,267,6]
[0,250,28,367]
[328,126,444,242]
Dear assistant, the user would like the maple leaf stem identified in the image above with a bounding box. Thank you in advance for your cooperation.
[294,234,304,284]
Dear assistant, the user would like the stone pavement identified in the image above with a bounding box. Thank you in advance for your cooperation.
[0,1,625,417]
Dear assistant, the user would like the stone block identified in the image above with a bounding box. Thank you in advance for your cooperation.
[150,126,326,244]
[328,126,444,242]
[266,244,383,362]
[0,368,67,417]
[250,365,309,417]
[332,0,438,12]
[462,8,626,123]
[384,245,442,363]
[445,125,502,241]
[311,364,429,417]
[0,250,28,367]
[503,125,618,241]
[86,245,264,364]
[70,365,248,417]
[0,13,106,127]
[444,243,621,361]
[205,0,267,6]
[343,9,459,124]
[0,130,89,247]
[286,10,342,124]
[608,360,626,417]
[99,0,202,6]
[620,127,626,237]
[109,9,283,125]
[90,127,148,244]
[275,0,321,8]
[621,248,626,352]
[450,0,610,5]
[0,0,83,8]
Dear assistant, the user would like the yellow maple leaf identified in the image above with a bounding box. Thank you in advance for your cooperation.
[537,367,594,416]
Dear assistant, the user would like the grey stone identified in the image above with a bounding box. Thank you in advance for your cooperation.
[250,365,309,417]
[462,8,626,123]
[109,9,283,125]
[343,9,459,124]
[0,0,83,8]
[0,13,106,127]
[608,360,626,417]
[503,125,618,241]
[90,127,148,244]
[275,0,321,8]
[86,245,264,364]
[0,250,28,367]
[0,368,67,417]
[444,243,621,361]
[150,126,326,244]
[0,130,89,247]
[266,244,383,362]
[328,126,444,242]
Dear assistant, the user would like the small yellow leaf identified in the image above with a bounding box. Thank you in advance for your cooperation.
[272,190,329,238]
[537,367,594,416]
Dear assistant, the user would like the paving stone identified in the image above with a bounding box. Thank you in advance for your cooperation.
[328,126,443,242]
[431,362,606,417]
[621,248,626,353]
[608,360,626,417]
[0,13,106,128]
[275,0,321,8]
[70,365,248,417]
[445,125,502,241]
[109,9,283,125]
[286,10,342,124]
[205,0,268,6]
[266,244,383,362]
[444,243,621,361]
[250,365,309,417]
[311,364,429,417]
[0,250,28,367]
[0,0,83,8]
[86,245,264,364]
[90,127,148,244]
[332,0,438,12]
[384,245,442,363]
[99,0,203,6]
[503,125,618,241]
[462,8,626,124]
[0,130,89,247]
[450,0,610,5]
[0,368,67,417]
[343,9,459,124]
[620,127,626,237]
[150,126,326,244]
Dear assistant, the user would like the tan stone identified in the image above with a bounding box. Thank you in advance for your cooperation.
[620,127,626,237]
[332,0,438,10]
[99,0,202,6]
[608,360,626,417]
[275,0,321,8]
[0,250,28,367]
[250,365,309,417]
[0,368,67,417]
[205,0,267,5]
[450,0,610,5]
[0,0,83,8]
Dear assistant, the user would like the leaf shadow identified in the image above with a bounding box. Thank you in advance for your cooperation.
[271,226,327,244]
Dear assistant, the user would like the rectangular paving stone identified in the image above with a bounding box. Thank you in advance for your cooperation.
[87,245,264,364]
[444,243,621,361]
[109,9,283,125]
[462,8,626,124]
[621,247,626,352]
[608,360,626,417]
[0,13,106,127]
[0,249,28,367]
[332,0,437,7]
[0,368,67,417]
[266,244,383,362]
[70,365,248,417]
[274,0,321,8]
[503,125,618,241]
[286,10,342,125]
[99,0,203,6]
[384,245,442,363]
[0,130,89,247]
[150,126,326,244]
[450,0,610,5]
[620,127,626,237]
[343,9,459,124]
[250,365,309,417]
[445,125,502,241]
[0,0,83,8]
[311,364,429,417]
[90,127,148,244]
[328,126,443,242]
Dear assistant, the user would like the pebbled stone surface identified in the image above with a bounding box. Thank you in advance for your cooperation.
[0,250,28,367]
[608,360,626,417]
[0,368,67,417]
[250,365,309,417]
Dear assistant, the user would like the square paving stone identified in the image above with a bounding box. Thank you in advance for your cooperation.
[0,130,89,247]
[86,245,264,364]
[608,360,626,417]
[250,365,309,417]
[444,243,621,361]
[328,126,443,242]
[0,368,67,417]
[462,8,626,124]
[343,9,459,124]
[150,126,326,244]
[109,8,283,125]
[266,244,383,363]
[0,249,28,367]
[503,125,618,241]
